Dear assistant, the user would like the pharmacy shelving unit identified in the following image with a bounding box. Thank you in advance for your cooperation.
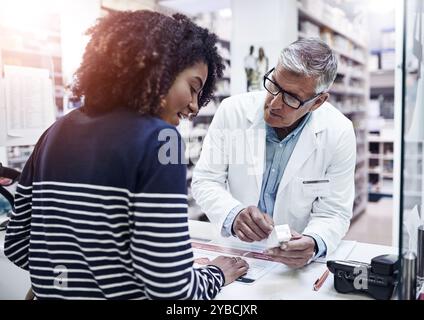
[183,38,231,220]
[368,68,395,202]
[368,135,394,200]
[370,69,395,119]
[297,0,369,220]
[0,13,63,171]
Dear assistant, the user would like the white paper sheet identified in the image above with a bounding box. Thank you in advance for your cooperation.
[210,231,280,252]
[199,230,357,264]
[314,240,357,264]
[4,65,55,138]
[192,240,279,284]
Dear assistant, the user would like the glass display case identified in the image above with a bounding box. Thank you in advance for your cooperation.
[398,0,424,300]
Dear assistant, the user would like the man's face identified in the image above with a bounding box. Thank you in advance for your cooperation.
[263,65,328,128]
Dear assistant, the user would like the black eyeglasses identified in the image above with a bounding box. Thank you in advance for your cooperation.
[263,68,323,109]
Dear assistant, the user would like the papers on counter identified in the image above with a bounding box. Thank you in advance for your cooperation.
[191,239,279,284]
[315,240,357,264]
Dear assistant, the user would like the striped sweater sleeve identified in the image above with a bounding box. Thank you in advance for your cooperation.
[130,127,224,300]
[4,153,35,271]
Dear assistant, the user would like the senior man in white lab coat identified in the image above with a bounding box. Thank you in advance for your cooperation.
[191,38,356,268]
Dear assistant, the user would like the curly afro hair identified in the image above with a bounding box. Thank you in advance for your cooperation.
[72,10,224,115]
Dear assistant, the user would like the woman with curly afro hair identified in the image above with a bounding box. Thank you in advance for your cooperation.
[4,10,248,300]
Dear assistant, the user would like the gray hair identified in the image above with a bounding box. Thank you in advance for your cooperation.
[278,38,338,94]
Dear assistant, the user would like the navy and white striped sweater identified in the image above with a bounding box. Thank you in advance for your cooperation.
[4,107,224,300]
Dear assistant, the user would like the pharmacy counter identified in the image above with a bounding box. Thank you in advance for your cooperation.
[0,220,397,300]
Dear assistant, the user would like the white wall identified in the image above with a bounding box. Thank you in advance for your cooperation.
[0,147,7,165]
[230,0,298,95]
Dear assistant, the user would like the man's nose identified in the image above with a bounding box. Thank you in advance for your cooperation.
[269,94,284,110]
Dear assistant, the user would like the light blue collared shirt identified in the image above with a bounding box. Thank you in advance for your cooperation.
[222,112,327,259]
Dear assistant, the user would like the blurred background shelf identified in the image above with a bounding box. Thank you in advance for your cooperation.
[297,0,369,220]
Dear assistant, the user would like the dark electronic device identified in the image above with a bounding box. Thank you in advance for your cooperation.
[0,163,21,231]
[327,254,399,300]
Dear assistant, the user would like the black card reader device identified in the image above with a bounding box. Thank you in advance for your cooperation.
[327,254,399,300]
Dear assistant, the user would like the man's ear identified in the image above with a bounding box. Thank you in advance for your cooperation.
[310,93,329,111]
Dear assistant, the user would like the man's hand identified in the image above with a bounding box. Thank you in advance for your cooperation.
[232,206,274,242]
[264,230,316,268]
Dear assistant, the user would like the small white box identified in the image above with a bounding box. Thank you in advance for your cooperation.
[267,224,292,248]
[275,224,292,243]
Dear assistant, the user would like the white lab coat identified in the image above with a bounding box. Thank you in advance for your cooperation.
[191,91,356,254]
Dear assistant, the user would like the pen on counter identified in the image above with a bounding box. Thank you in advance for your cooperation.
[313,269,330,291]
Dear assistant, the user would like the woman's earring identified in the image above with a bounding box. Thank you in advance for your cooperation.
[159,98,166,110]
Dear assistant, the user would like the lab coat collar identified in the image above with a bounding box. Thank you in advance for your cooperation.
[246,98,330,192]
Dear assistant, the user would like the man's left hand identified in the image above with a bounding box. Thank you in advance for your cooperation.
[264,231,316,268]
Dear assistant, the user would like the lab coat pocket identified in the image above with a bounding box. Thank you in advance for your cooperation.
[302,179,331,198]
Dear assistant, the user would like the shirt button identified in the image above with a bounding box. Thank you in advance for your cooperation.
[279,144,283,148]
[272,169,276,173]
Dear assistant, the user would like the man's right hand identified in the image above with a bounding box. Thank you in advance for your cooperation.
[232,206,274,242]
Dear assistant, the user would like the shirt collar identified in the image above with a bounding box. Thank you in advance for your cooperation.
[266,112,312,143]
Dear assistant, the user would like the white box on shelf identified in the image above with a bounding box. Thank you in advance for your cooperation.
[300,0,324,18]
[300,21,320,37]
[381,50,396,70]
[369,54,379,71]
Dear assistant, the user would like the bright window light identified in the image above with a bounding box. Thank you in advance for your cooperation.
[219,8,232,19]
[0,0,64,31]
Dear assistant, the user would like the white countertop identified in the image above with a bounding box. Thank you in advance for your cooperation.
[188,220,398,300]
[0,220,398,300]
